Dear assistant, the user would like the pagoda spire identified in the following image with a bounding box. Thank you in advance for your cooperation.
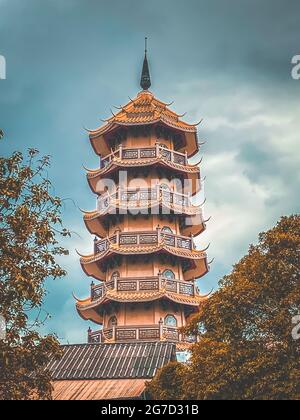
[140,37,151,90]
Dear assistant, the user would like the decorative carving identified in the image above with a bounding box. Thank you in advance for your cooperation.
[96,239,108,253]
[140,148,156,158]
[177,237,192,249]
[163,234,176,247]
[161,190,172,203]
[160,149,172,161]
[106,280,115,290]
[173,154,185,165]
[179,283,194,295]
[103,328,113,340]
[165,281,177,293]
[139,280,159,291]
[139,234,158,244]
[118,281,137,291]
[91,285,105,300]
[123,149,139,159]
[139,328,160,340]
[88,331,102,343]
[163,327,179,341]
[120,235,138,245]
[116,329,136,340]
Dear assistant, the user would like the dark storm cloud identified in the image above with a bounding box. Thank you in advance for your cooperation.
[0,0,299,342]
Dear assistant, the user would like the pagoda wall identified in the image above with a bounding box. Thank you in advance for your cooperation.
[107,215,179,236]
[105,256,185,282]
[102,301,187,329]
[111,132,174,151]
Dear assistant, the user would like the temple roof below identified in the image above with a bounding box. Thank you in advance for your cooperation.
[47,341,176,381]
[51,378,148,400]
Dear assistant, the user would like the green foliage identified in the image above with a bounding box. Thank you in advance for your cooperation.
[146,362,188,400]
[148,215,300,400]
[0,148,70,400]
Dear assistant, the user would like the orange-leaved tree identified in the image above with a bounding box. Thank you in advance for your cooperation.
[0,147,70,400]
[147,215,300,400]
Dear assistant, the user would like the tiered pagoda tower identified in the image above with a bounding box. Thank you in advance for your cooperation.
[76,45,211,349]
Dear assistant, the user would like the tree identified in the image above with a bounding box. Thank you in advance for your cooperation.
[0,148,70,400]
[146,362,188,400]
[147,215,300,400]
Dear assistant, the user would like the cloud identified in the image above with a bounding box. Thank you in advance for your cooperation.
[188,78,300,291]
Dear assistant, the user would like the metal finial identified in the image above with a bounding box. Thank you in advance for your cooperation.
[140,37,151,90]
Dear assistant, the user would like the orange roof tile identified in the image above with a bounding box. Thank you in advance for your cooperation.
[52,379,147,400]
[76,289,207,312]
[88,90,199,136]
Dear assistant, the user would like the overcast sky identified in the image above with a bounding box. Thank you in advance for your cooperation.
[0,0,299,344]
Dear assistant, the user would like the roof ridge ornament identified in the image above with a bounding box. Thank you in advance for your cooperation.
[140,37,151,91]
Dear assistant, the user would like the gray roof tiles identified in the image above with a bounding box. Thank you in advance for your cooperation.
[48,341,176,380]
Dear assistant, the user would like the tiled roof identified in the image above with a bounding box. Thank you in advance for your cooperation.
[47,341,176,380]
[83,199,202,220]
[76,289,206,311]
[52,379,147,400]
[79,243,209,281]
[88,91,199,137]
[86,156,200,177]
[80,243,207,263]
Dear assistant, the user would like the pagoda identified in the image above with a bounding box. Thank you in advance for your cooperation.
[75,42,211,350]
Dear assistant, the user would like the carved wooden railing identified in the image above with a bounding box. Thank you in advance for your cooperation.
[100,143,188,168]
[97,185,191,212]
[87,323,197,344]
[90,275,196,302]
[94,229,194,255]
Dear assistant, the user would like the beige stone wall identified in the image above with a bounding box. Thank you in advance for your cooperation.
[102,301,186,329]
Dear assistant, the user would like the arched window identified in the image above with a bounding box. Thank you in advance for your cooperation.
[111,271,120,281]
[108,316,117,328]
[162,226,173,234]
[164,315,177,327]
[160,183,170,191]
[162,269,175,280]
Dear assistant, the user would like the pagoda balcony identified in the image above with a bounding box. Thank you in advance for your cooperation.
[76,276,208,325]
[87,322,197,345]
[83,186,207,238]
[97,185,195,212]
[90,275,197,302]
[79,229,209,281]
[86,144,201,196]
[94,229,195,254]
[101,144,188,168]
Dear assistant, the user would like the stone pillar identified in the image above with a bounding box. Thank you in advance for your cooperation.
[87,327,92,344]
[90,281,95,299]
[93,236,98,254]
[159,318,163,340]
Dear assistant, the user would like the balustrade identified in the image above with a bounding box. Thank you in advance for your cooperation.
[90,276,196,302]
[101,144,188,168]
[94,230,194,254]
[87,323,197,344]
[97,186,190,212]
